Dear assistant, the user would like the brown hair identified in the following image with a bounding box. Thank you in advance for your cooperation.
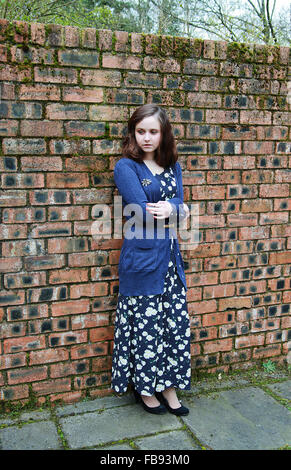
[122,104,178,167]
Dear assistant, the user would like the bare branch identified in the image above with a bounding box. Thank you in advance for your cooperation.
[266,0,278,43]
[246,0,262,18]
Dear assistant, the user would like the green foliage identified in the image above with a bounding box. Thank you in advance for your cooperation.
[262,360,277,374]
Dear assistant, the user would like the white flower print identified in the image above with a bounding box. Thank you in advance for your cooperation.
[168,319,176,328]
[145,307,157,317]
[144,349,155,359]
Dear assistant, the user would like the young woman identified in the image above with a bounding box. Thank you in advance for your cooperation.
[111,104,191,416]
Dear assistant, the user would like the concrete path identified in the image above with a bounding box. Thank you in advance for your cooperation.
[0,369,290,451]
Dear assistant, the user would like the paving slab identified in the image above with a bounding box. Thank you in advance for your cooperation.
[182,386,291,450]
[266,380,291,401]
[59,403,181,449]
[0,421,62,450]
[19,409,51,422]
[55,394,134,417]
[135,430,200,450]
[181,377,250,396]
[0,417,17,427]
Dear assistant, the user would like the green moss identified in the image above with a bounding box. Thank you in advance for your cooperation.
[227,42,255,63]
[112,32,117,50]
[173,37,193,63]
[0,385,44,415]
[173,90,184,104]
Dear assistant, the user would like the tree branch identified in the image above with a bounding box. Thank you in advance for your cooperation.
[266,0,278,43]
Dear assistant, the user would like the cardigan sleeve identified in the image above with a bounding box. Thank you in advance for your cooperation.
[114,159,152,224]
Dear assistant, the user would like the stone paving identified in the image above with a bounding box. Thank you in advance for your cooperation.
[0,369,290,451]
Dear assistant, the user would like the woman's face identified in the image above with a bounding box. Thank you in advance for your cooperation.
[135,115,161,158]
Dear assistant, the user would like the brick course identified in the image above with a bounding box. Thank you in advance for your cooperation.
[0,19,290,407]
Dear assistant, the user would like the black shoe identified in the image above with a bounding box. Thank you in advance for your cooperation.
[133,389,167,415]
[155,391,189,416]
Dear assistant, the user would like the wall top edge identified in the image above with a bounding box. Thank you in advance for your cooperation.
[0,18,289,65]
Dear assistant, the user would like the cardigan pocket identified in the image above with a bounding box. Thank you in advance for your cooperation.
[131,245,158,272]
[119,239,159,273]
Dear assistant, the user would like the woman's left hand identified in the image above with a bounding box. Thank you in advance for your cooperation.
[146,201,173,219]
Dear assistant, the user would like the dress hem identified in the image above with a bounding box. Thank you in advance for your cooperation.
[110,380,191,397]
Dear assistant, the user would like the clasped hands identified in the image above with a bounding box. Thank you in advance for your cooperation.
[146,201,190,220]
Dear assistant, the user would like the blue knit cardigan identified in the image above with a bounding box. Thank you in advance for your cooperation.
[114,157,188,296]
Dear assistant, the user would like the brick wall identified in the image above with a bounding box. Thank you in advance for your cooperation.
[0,19,290,408]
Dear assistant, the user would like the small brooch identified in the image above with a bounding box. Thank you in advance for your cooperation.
[141,178,152,187]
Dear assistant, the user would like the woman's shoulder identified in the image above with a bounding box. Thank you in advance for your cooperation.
[173,161,182,172]
[114,157,138,174]
[114,157,137,170]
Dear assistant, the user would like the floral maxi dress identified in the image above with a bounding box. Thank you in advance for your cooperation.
[111,166,192,396]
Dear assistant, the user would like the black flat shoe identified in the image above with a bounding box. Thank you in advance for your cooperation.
[155,391,189,416]
[133,389,167,415]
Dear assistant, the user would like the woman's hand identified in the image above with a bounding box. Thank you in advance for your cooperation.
[146,201,190,220]
[146,201,173,219]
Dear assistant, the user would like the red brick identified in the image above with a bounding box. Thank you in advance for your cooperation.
[131,32,143,53]
[98,29,112,51]
[74,372,110,389]
[71,313,110,330]
[51,299,90,317]
[102,53,141,70]
[70,342,108,360]
[90,326,115,342]
[219,297,252,311]
[203,338,233,353]
[92,356,112,372]
[32,378,71,395]
[34,66,77,84]
[30,23,46,45]
[63,86,103,102]
[270,251,291,265]
[29,348,69,365]
[0,64,31,81]
[50,360,89,378]
[20,120,63,137]
[81,28,97,49]
[0,120,18,136]
[260,184,289,198]
[4,335,46,353]
[0,289,25,306]
[235,334,265,348]
[80,69,121,86]
[222,349,252,364]
[8,366,47,384]
[70,282,108,298]
[0,384,29,401]
[0,224,27,240]
[252,344,281,358]
[0,352,26,370]
[204,284,235,299]
[49,330,87,347]
[21,156,62,172]
[64,25,80,47]
[203,311,235,327]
